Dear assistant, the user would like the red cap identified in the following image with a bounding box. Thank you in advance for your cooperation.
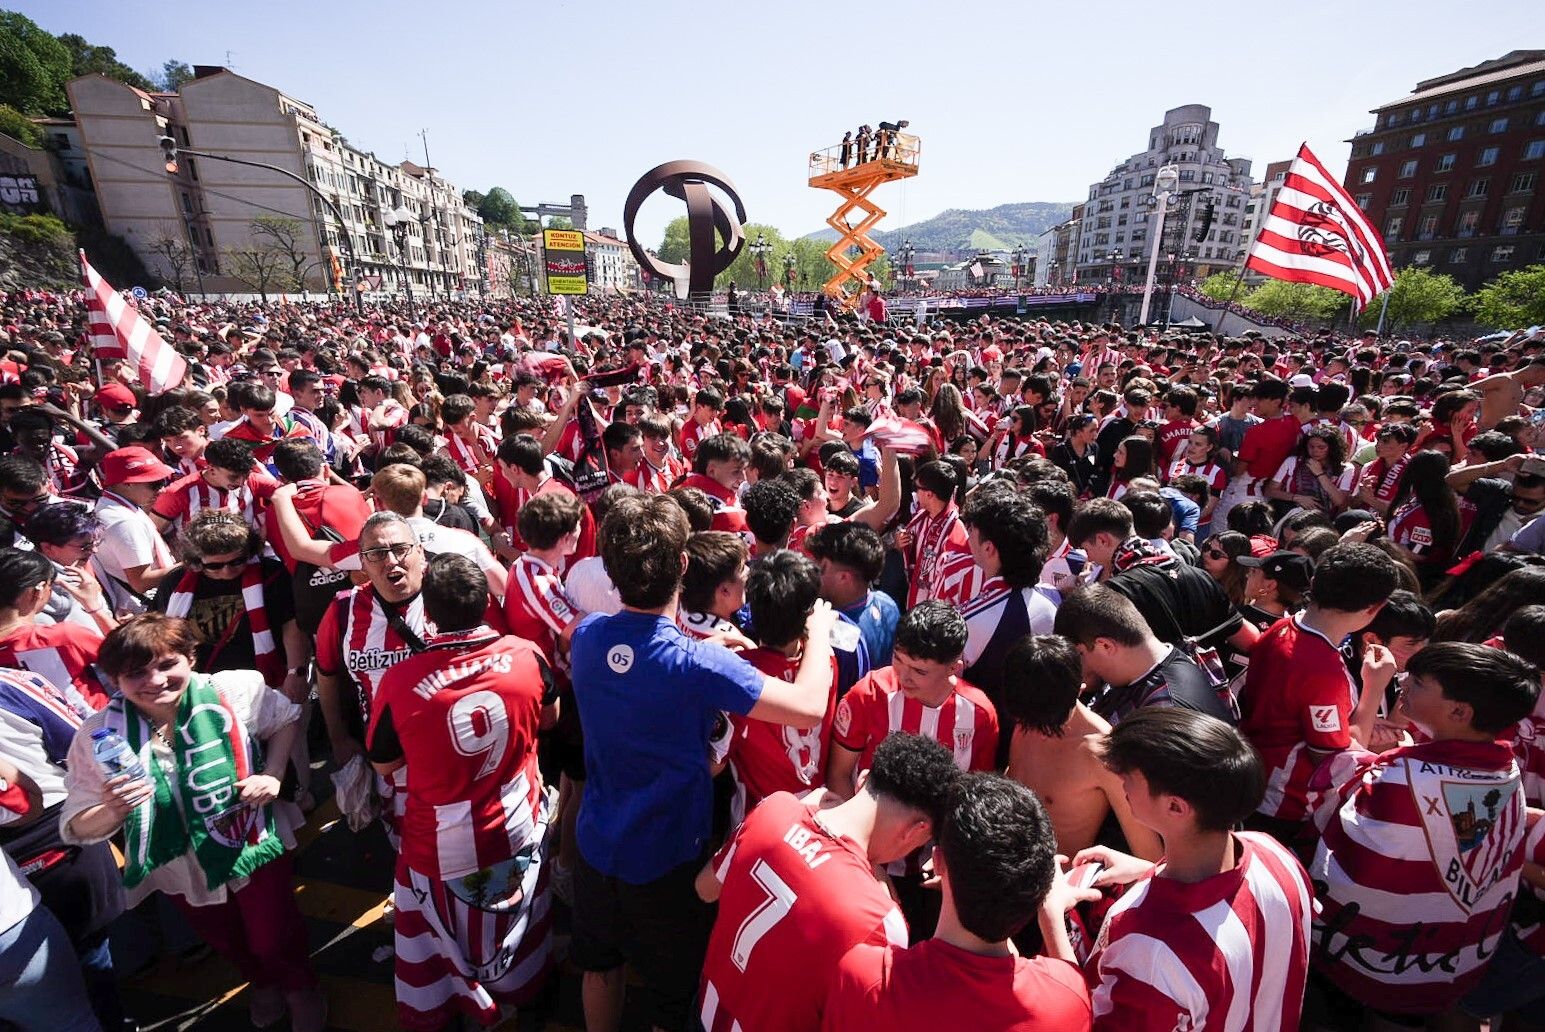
[100,446,174,486]
[1249,534,1279,558]
[96,383,138,410]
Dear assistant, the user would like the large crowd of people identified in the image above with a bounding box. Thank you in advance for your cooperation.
[2,283,1545,1031]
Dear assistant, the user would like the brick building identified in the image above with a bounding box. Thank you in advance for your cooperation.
[1343,50,1545,291]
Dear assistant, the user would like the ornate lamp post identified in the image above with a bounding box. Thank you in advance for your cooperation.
[750,232,771,290]
[383,204,418,321]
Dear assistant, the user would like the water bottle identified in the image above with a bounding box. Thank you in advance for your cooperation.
[91,728,146,782]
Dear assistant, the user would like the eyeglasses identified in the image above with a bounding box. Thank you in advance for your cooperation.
[199,557,246,571]
[1204,548,1230,560]
[69,538,100,554]
[360,542,417,566]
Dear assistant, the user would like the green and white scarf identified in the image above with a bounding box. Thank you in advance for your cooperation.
[107,674,284,890]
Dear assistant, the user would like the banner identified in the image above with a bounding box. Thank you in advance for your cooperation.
[543,229,588,295]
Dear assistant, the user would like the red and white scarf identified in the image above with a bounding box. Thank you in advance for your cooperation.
[164,560,283,687]
[444,429,491,477]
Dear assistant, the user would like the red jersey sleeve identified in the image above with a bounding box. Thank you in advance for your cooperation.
[819,946,887,1031]
[150,481,191,522]
[248,470,280,503]
[832,674,877,754]
[971,699,1000,773]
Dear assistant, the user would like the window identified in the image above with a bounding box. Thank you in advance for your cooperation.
[1410,133,1427,147]
[1507,85,1522,102]
[1411,107,1424,123]
[1448,125,1465,141]
[1446,99,1459,114]
[1487,90,1501,107]
[1436,153,1455,172]
[1355,193,1372,210]
[1490,118,1509,133]
[1385,215,1404,239]
[1449,248,1468,264]
[1502,207,1527,235]
[1477,146,1499,166]
[1202,172,1214,184]
[1512,172,1538,193]
[1370,141,1386,155]
[1466,178,1490,198]
[1458,210,1480,237]
[1427,184,1449,202]
[1391,188,1411,206]
[1360,167,1378,183]
[1399,159,1418,178]
[1535,81,1545,97]
[1466,96,1478,110]
[1538,110,1545,126]
[1178,170,1195,182]
[1526,140,1545,160]
[1418,213,1440,238]
[1413,249,1432,264]
[1491,246,1515,263]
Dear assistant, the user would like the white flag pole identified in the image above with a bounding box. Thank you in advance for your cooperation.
[1374,290,1392,337]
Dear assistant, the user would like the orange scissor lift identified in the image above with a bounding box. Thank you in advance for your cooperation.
[808,132,920,309]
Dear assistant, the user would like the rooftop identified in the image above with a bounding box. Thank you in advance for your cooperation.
[1374,49,1545,110]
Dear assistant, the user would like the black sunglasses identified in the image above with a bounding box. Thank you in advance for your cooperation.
[199,557,246,571]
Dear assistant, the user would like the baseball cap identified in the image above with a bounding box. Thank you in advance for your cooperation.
[1236,551,1313,593]
[1288,373,1316,388]
[96,383,138,410]
[100,447,174,486]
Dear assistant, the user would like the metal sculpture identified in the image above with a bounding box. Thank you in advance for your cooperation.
[622,161,746,301]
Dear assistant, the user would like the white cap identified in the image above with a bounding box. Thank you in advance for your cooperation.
[1288,373,1316,388]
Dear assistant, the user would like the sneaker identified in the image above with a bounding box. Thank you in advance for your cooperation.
[248,985,285,1028]
[284,987,328,1032]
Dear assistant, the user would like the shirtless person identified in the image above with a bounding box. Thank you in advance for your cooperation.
[1474,341,1545,429]
[999,634,1162,861]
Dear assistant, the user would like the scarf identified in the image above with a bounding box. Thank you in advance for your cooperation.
[109,675,284,890]
[1110,535,1174,573]
[165,560,284,687]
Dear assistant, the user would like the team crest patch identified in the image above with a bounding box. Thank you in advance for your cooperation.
[1410,760,1522,912]
[204,802,266,849]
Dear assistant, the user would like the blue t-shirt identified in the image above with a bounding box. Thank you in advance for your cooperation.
[570,610,765,884]
[1160,487,1202,536]
[851,440,881,489]
[841,589,899,668]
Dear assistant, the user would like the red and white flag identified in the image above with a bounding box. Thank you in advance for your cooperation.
[1245,143,1394,312]
[866,414,934,455]
[79,250,186,393]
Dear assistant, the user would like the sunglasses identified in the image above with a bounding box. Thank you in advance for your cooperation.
[199,557,246,571]
[1204,548,1230,560]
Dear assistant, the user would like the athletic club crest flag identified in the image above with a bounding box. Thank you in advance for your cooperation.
[1245,143,1395,313]
[1410,758,1523,911]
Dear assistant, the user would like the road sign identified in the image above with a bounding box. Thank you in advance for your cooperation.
[543,229,588,295]
[130,286,148,300]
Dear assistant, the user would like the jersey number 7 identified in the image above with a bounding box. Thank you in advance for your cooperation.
[731,858,797,972]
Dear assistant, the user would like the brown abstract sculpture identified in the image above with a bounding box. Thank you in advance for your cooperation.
[623,161,746,302]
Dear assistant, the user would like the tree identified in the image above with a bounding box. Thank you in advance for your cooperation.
[477,187,530,232]
[1471,265,1545,330]
[0,102,40,147]
[223,244,294,302]
[154,60,194,92]
[1357,267,1467,332]
[546,216,574,231]
[462,189,485,211]
[144,229,193,294]
[56,33,156,92]
[0,11,73,115]
[248,215,322,293]
[1198,270,1247,302]
[1242,280,1349,324]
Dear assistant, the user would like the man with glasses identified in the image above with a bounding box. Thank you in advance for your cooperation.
[313,512,434,837]
[0,456,65,548]
[25,502,122,633]
[91,446,177,611]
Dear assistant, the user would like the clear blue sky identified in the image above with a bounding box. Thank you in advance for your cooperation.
[15,0,1538,245]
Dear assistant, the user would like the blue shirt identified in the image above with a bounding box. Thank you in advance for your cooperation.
[841,589,899,667]
[570,610,765,883]
[1160,487,1202,536]
[851,440,881,489]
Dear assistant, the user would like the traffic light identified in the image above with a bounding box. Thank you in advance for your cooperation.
[158,136,178,174]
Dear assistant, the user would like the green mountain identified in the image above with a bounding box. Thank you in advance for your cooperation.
[804,201,1077,254]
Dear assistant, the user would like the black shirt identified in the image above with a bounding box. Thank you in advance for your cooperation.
[1108,562,1243,652]
[1050,441,1099,496]
[1088,647,1233,725]
[151,557,295,675]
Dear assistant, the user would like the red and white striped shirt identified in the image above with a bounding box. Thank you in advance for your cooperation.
[367,628,549,880]
[930,550,993,609]
[680,417,721,465]
[625,455,686,494]
[151,468,278,535]
[1087,832,1311,1032]
[904,506,969,609]
[1164,455,1229,495]
[832,666,998,775]
[503,554,580,670]
[1308,739,1525,1016]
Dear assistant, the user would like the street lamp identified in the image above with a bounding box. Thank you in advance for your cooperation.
[1011,245,1026,288]
[784,251,798,290]
[750,232,771,290]
[1048,259,1060,286]
[1108,248,1124,287]
[382,204,418,321]
[1140,164,1180,324]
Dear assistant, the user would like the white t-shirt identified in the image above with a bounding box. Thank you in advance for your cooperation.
[564,555,622,616]
[0,842,39,936]
[93,492,172,612]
